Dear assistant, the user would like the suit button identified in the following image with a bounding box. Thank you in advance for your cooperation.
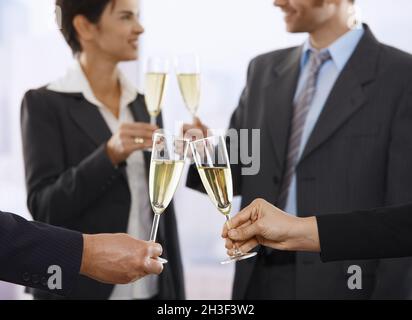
[273,176,280,184]
[41,277,48,287]
[32,274,39,284]
[22,273,30,282]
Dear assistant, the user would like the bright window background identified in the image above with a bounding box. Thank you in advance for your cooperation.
[1,0,412,300]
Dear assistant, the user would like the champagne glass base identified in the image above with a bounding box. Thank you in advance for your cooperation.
[220,251,257,265]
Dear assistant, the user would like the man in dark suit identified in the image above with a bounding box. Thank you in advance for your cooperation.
[223,198,412,263]
[0,211,163,297]
[185,0,412,299]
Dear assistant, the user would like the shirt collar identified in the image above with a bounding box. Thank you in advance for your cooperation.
[47,60,138,109]
[300,24,365,72]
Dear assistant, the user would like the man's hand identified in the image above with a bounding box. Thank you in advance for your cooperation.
[106,123,158,165]
[222,199,320,254]
[80,234,163,284]
[182,117,209,142]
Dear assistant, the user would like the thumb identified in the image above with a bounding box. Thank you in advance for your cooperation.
[228,223,259,241]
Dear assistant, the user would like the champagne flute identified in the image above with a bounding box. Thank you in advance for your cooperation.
[175,54,201,119]
[145,57,169,126]
[149,133,189,264]
[190,136,257,264]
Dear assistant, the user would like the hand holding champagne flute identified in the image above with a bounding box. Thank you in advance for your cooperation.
[145,57,169,126]
[190,136,257,264]
[176,54,201,119]
[149,133,189,264]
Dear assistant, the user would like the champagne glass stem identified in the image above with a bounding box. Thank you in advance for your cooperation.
[225,214,243,256]
[150,115,157,126]
[191,107,198,121]
[150,213,161,242]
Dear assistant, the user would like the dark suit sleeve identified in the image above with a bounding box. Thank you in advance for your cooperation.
[21,90,123,226]
[371,87,412,298]
[318,202,412,262]
[0,211,83,296]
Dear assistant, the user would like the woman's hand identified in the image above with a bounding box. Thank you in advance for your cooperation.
[106,122,158,165]
[222,199,320,254]
[182,117,209,142]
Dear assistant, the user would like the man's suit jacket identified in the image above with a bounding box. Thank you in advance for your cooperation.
[21,89,185,300]
[0,211,83,296]
[188,26,412,299]
[318,202,412,262]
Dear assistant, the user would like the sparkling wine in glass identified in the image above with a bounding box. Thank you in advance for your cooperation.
[176,54,201,119]
[145,57,169,126]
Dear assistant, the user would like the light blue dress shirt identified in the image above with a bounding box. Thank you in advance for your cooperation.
[284,26,365,215]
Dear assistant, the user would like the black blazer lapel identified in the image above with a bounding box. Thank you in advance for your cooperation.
[129,94,150,124]
[67,93,129,181]
[67,93,113,146]
[300,26,380,163]
[265,46,302,171]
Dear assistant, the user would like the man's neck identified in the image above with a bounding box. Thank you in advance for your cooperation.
[309,20,351,50]
[79,52,120,97]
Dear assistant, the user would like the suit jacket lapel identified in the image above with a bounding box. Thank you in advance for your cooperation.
[300,26,380,163]
[266,47,302,171]
[67,93,130,181]
[129,95,150,124]
[67,93,113,146]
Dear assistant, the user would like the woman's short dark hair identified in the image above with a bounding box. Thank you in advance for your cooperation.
[56,0,115,55]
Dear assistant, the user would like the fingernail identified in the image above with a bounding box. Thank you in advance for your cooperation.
[157,245,163,255]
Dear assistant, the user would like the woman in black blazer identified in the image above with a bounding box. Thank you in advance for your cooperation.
[223,198,412,263]
[21,0,184,300]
